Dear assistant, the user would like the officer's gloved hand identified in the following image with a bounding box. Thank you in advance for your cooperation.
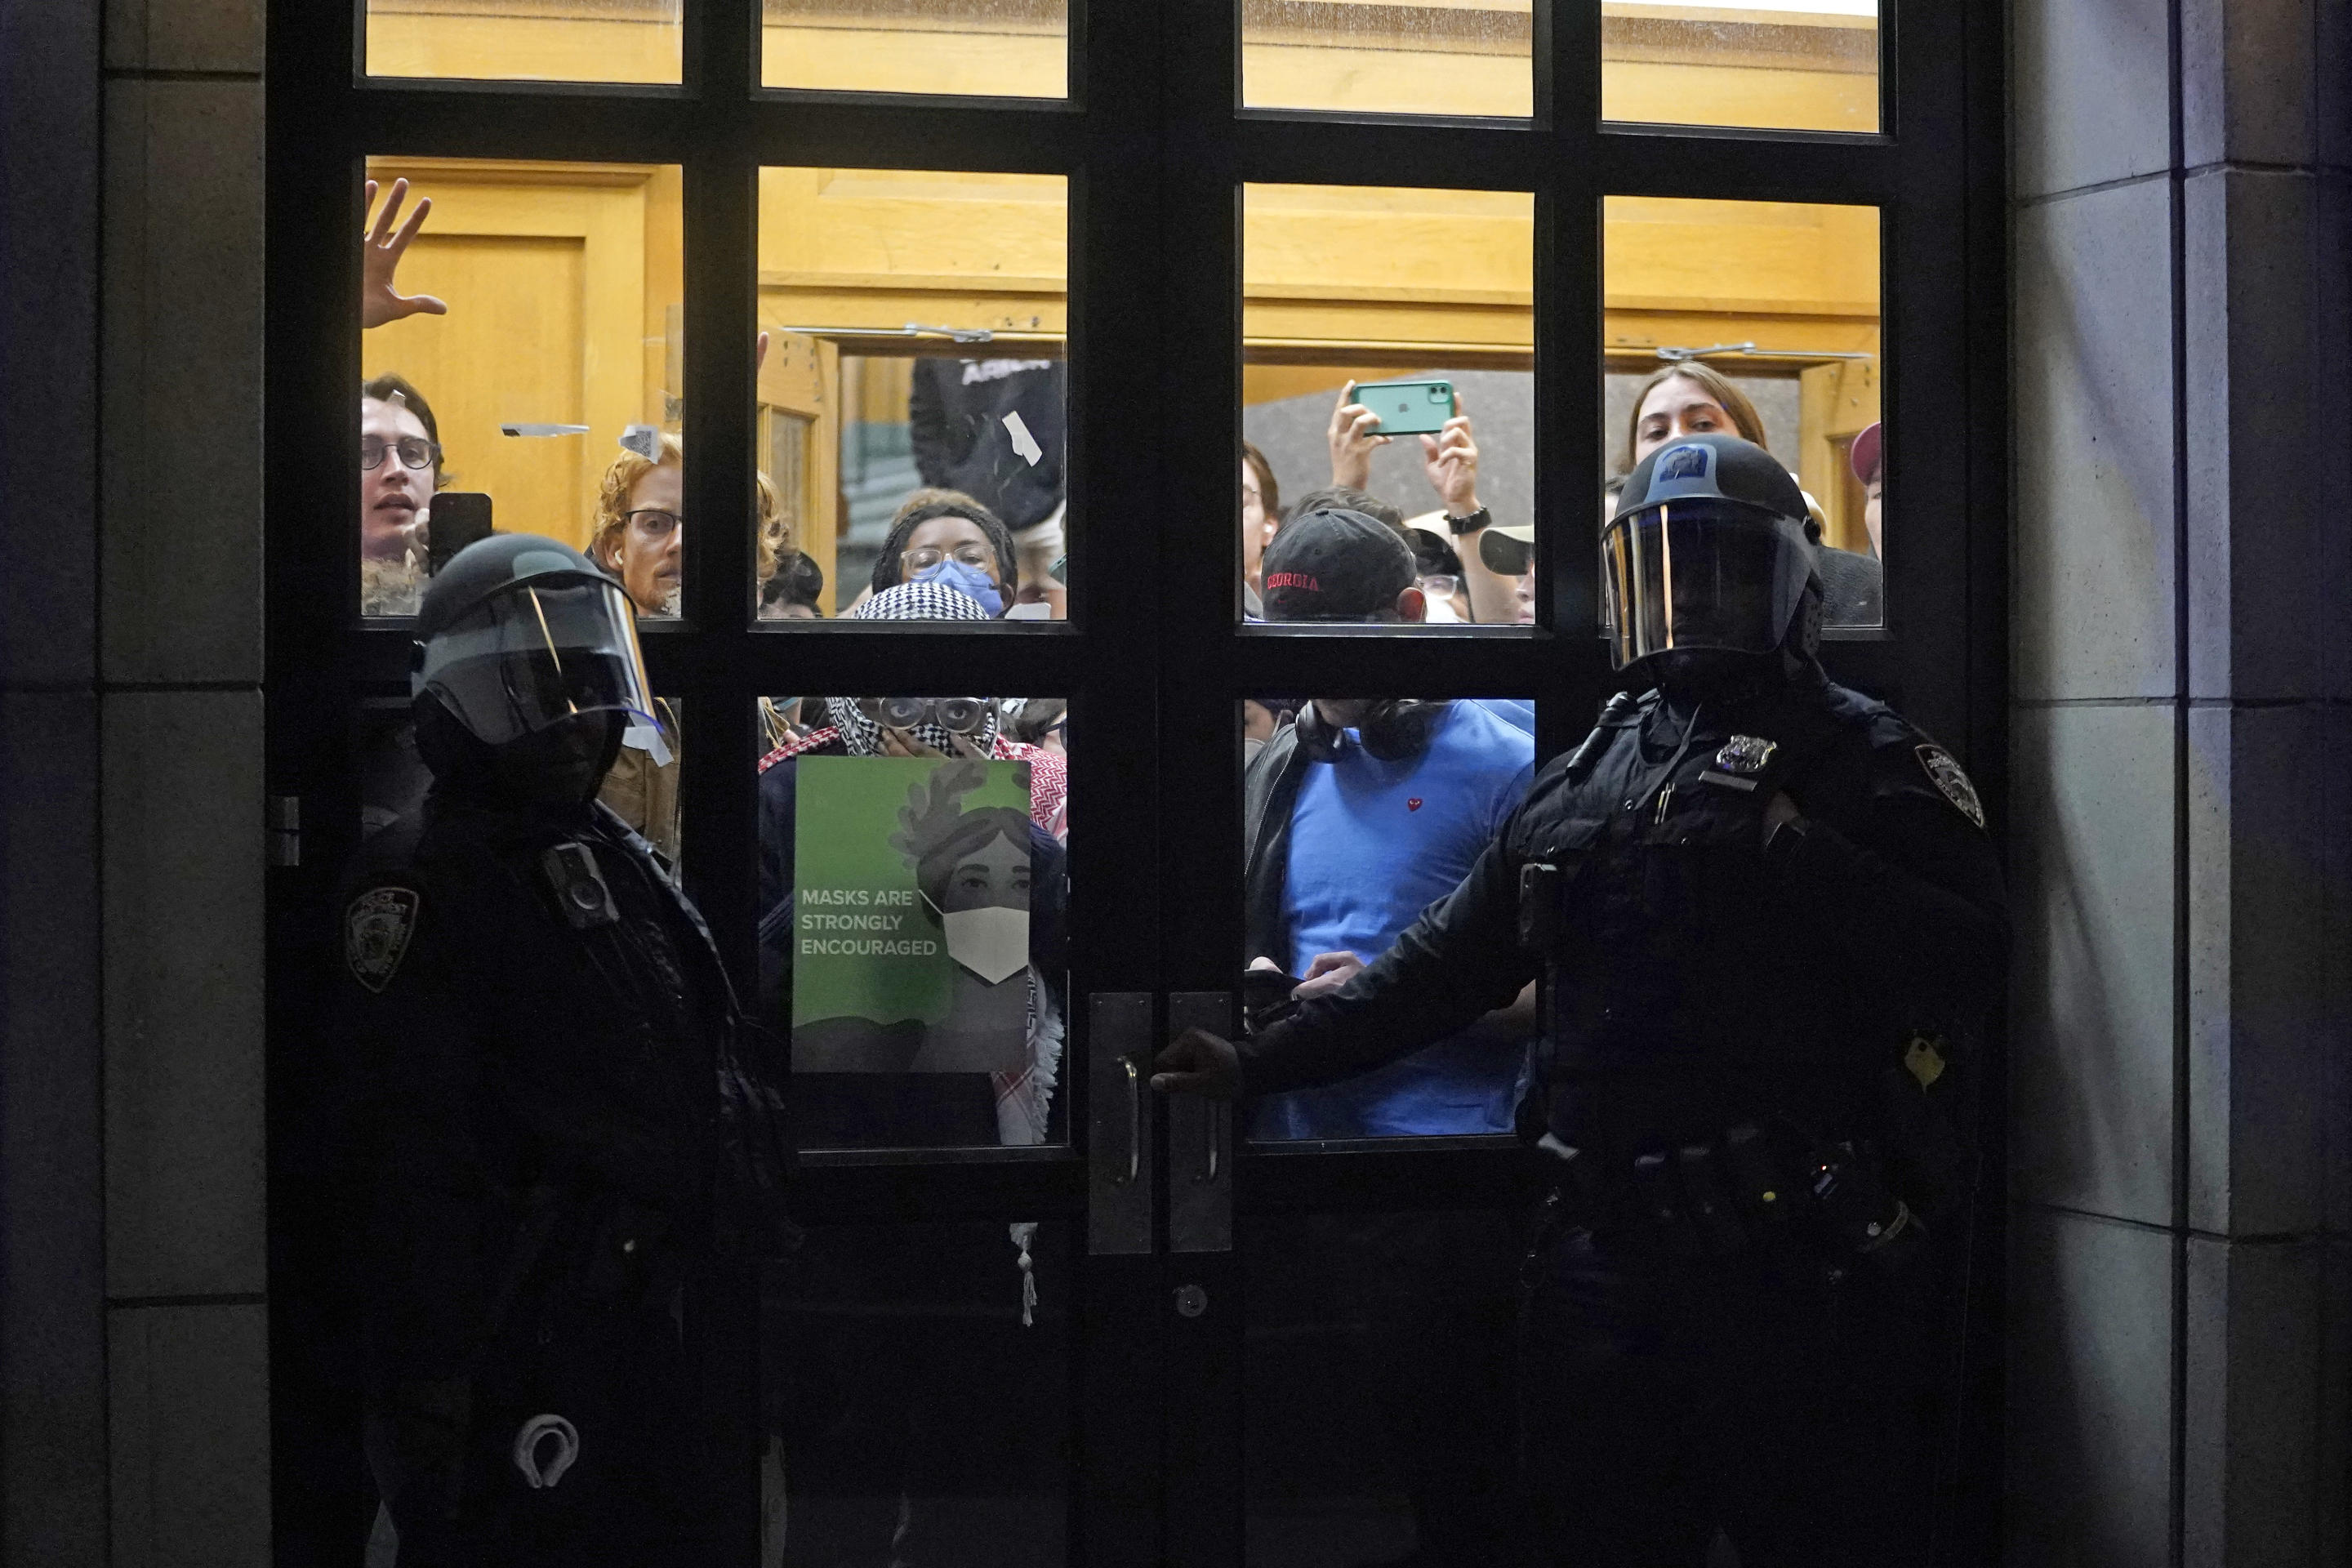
[1152,1028,1241,1099]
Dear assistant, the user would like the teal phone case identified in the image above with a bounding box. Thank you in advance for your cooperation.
[1351,379,1455,437]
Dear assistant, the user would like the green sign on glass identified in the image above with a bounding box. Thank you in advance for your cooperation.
[793,755,1033,1074]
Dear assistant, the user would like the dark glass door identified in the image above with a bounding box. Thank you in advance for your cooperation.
[264,0,2005,1562]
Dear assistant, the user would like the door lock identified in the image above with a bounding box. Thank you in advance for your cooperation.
[1174,1284,1209,1319]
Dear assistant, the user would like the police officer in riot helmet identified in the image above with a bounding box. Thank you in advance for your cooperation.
[337,535,787,1566]
[1157,434,2007,1566]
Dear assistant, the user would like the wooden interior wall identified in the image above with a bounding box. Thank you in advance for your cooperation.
[356,24,1888,572]
[363,1,1875,131]
[360,158,671,551]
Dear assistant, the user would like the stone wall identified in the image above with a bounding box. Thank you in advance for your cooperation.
[2006,0,2352,1560]
[2,0,271,1560]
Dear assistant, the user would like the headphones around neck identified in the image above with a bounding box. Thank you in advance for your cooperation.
[1294,699,1442,764]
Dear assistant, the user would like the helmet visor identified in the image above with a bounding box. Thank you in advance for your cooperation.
[416,576,656,746]
[1601,501,1813,670]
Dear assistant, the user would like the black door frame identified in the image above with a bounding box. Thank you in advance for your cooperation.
[263,2,2010,1561]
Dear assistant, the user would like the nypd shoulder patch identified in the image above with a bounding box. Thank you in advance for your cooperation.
[1915,745,1984,829]
[345,886,421,993]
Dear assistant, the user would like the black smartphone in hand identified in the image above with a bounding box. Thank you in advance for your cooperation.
[426,492,493,576]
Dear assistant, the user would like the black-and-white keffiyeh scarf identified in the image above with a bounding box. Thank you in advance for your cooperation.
[826,581,1002,756]
[823,577,1057,1321]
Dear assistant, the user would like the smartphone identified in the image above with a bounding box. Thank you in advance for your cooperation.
[426,492,493,576]
[1350,378,1455,437]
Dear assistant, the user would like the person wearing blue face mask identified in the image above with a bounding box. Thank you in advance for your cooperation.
[915,555,1004,616]
[864,489,1022,618]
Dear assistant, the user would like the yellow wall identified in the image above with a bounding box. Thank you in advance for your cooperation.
[366,0,1874,135]
[367,0,681,83]
[362,74,1884,564]
[362,158,675,551]
[764,1,1067,96]
[757,167,1068,348]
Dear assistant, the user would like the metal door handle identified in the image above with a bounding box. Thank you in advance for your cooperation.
[1089,993,1153,1256]
[1168,992,1234,1253]
[1197,1101,1224,1184]
[1127,1058,1143,1186]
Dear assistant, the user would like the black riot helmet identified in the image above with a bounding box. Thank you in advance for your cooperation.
[1602,433,1822,688]
[410,534,657,804]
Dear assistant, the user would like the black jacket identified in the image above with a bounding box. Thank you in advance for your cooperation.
[1240,719,1311,968]
[908,357,1067,531]
[1237,665,2007,1155]
[336,785,785,1560]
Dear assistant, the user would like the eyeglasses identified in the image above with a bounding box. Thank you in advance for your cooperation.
[361,435,439,471]
[625,509,683,539]
[853,696,992,734]
[899,542,996,575]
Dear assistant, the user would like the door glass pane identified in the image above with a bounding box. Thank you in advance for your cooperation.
[358,159,685,619]
[359,693,684,865]
[765,1218,1073,1565]
[758,699,1070,1150]
[365,0,681,83]
[1243,1206,1526,1565]
[1601,2,1880,134]
[1242,185,1533,627]
[1602,196,1883,629]
[358,697,431,839]
[764,0,1068,97]
[1242,1,1532,118]
[1238,694,1537,1143]
[599,697,684,866]
[759,169,1068,623]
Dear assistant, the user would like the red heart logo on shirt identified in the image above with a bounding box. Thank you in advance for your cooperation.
[1406,797,1424,811]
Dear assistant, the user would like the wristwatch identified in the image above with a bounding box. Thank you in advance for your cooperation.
[1443,506,1491,537]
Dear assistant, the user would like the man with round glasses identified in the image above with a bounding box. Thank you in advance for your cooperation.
[1156,434,2007,1565]
[359,372,443,615]
[357,178,451,617]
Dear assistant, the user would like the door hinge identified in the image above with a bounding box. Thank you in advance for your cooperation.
[268,795,302,866]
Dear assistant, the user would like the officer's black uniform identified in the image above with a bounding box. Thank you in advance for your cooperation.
[1232,439,2007,1566]
[340,536,785,1566]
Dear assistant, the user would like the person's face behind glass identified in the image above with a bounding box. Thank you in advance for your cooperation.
[1512,566,1535,624]
[1633,374,1741,467]
[1863,474,1883,558]
[608,462,683,617]
[360,396,435,564]
[903,516,1000,589]
[942,831,1030,912]
[1241,459,1272,581]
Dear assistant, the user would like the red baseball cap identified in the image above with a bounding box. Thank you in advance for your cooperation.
[1849,421,1883,485]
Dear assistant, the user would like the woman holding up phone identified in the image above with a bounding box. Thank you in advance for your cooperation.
[1327,379,1518,623]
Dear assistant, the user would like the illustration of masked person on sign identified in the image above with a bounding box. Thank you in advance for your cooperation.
[897,759,1036,1072]
[789,754,1055,1124]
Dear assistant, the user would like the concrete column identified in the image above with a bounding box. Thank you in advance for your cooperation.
[1,0,109,1557]
[2007,0,2352,1561]
[101,0,273,1561]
